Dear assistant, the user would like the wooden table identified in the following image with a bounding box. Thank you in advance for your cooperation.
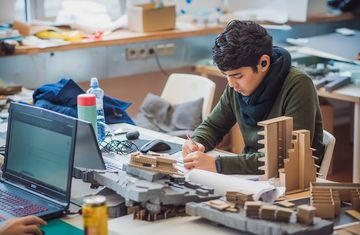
[195,64,360,183]
[9,12,357,57]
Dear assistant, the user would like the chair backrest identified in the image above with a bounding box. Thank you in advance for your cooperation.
[161,73,216,120]
[319,130,336,179]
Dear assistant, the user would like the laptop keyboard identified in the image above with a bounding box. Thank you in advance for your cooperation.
[0,189,48,217]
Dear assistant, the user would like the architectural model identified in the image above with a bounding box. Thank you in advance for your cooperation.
[186,199,333,235]
[310,182,360,218]
[257,116,317,193]
[72,154,334,233]
[74,161,220,221]
[185,190,332,234]
[129,152,180,175]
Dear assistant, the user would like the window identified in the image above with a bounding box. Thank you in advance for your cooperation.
[13,0,124,22]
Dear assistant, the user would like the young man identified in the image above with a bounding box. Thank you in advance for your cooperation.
[182,20,324,174]
[0,216,46,235]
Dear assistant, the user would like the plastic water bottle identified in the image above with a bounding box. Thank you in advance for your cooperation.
[87,77,106,142]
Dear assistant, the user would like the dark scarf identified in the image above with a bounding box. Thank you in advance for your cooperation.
[237,46,291,126]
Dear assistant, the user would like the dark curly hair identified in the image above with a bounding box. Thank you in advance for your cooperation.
[212,20,273,72]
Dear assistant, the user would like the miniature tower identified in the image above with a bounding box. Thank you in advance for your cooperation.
[257,117,293,180]
[279,130,317,193]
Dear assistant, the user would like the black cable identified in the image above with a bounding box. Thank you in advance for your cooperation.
[149,48,170,77]
[100,133,139,155]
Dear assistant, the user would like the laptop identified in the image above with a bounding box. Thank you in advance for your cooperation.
[74,120,122,171]
[74,120,182,171]
[0,103,77,222]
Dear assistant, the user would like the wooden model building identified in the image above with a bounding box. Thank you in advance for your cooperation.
[280,130,317,193]
[257,116,293,180]
[310,182,360,218]
[244,201,262,218]
[244,202,293,223]
[275,207,293,223]
[129,152,180,175]
[257,116,317,193]
[310,185,340,219]
[259,205,277,221]
[226,190,253,207]
[297,205,316,225]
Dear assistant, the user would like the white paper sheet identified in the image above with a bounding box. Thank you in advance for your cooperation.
[186,169,285,202]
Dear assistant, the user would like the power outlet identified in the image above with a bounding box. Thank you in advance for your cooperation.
[126,48,138,60]
[126,43,176,61]
[126,46,150,60]
[137,46,148,59]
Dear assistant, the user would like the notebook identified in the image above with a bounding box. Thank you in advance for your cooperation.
[0,103,77,222]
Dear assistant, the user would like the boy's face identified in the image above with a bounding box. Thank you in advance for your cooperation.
[222,66,267,96]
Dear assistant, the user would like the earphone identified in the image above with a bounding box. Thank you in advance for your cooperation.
[261,60,267,67]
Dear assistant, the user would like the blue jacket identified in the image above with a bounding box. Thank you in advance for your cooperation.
[33,78,134,125]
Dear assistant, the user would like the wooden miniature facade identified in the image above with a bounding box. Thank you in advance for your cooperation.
[310,182,360,218]
[257,117,293,180]
[257,116,317,193]
[129,152,180,175]
[279,130,317,193]
[310,186,340,219]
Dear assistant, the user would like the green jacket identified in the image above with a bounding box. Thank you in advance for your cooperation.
[192,67,325,174]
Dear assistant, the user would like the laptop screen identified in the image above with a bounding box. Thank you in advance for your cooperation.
[4,103,76,203]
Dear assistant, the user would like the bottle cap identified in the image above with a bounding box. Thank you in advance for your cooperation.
[90,77,99,88]
[78,94,96,106]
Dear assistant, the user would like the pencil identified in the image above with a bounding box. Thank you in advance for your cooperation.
[186,134,198,149]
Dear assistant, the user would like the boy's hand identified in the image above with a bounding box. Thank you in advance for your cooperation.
[182,139,205,158]
[0,216,46,235]
[183,151,216,172]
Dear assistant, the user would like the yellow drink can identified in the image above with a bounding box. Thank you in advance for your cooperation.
[82,195,108,235]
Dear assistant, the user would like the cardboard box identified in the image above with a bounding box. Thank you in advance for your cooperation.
[287,0,328,22]
[128,3,176,33]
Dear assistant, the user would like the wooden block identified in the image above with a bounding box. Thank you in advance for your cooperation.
[346,209,360,221]
[312,203,335,219]
[245,201,262,209]
[297,205,316,225]
[206,200,231,211]
[344,223,360,235]
[335,229,355,235]
[276,207,293,222]
[274,201,295,208]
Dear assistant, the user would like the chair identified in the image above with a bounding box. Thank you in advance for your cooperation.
[319,130,336,179]
[161,73,216,120]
